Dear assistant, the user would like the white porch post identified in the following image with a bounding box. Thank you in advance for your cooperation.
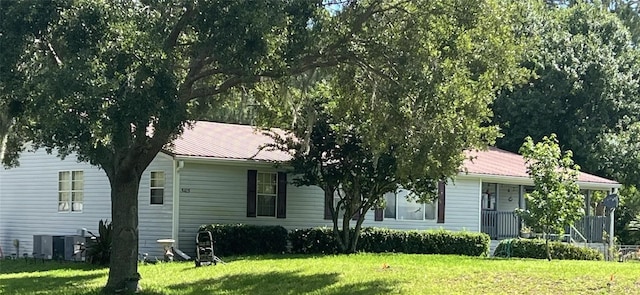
[585,190,591,217]
[518,185,525,210]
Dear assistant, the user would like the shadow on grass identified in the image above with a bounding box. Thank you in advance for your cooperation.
[0,259,106,275]
[0,272,104,295]
[213,253,335,263]
[167,270,394,295]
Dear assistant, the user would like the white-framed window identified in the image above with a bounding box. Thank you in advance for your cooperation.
[150,171,165,205]
[257,172,277,216]
[58,171,84,212]
[384,189,436,220]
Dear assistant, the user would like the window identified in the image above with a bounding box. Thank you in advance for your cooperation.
[257,172,277,216]
[150,171,165,205]
[384,192,396,219]
[247,170,286,218]
[481,182,497,210]
[59,171,83,212]
[384,189,436,220]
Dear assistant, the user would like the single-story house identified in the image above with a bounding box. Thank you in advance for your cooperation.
[0,121,620,259]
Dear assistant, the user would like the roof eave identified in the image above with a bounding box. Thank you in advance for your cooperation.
[173,154,291,168]
[457,172,621,190]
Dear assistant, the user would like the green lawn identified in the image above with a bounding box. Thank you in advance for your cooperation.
[1,254,640,294]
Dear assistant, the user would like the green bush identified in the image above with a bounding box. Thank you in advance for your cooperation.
[86,219,112,265]
[289,227,490,256]
[198,224,288,256]
[288,227,340,254]
[494,238,604,260]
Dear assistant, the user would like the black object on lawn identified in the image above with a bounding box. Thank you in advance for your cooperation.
[194,230,224,267]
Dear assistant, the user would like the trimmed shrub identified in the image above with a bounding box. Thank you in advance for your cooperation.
[289,227,490,256]
[288,227,340,254]
[199,224,288,256]
[494,238,604,260]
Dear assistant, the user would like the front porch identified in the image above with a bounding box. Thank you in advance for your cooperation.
[479,183,611,243]
[481,210,609,242]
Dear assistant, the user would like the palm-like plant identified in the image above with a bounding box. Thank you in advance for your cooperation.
[86,220,113,265]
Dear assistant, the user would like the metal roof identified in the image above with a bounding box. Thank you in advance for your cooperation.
[166,121,619,185]
[164,121,291,162]
[464,147,618,185]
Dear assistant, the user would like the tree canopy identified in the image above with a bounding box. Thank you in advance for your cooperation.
[493,1,640,175]
[269,0,526,252]
[1,0,526,292]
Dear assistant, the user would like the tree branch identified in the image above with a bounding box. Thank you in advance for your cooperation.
[163,4,195,51]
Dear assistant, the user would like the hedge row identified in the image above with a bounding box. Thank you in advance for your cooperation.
[494,238,603,260]
[200,224,490,257]
[198,224,288,256]
[290,227,489,256]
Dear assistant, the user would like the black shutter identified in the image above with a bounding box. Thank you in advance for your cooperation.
[437,181,446,223]
[374,208,384,221]
[324,187,333,220]
[277,172,287,218]
[351,207,360,220]
[247,170,257,217]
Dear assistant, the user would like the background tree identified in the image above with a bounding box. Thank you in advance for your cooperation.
[517,134,584,261]
[614,185,640,244]
[493,1,640,171]
[2,0,442,292]
[546,0,640,44]
[598,122,640,244]
[269,0,527,253]
[494,0,640,244]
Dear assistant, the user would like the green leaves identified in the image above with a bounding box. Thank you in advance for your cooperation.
[517,134,584,260]
[494,1,640,175]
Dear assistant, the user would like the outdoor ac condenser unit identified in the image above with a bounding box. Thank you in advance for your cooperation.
[33,235,53,259]
[64,236,86,261]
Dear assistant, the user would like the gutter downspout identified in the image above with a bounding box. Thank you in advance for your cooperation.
[172,159,184,248]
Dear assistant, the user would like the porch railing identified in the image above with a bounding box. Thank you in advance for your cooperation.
[481,210,520,240]
[572,216,608,243]
[481,210,609,243]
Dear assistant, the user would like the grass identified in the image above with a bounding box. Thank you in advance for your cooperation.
[2,254,640,294]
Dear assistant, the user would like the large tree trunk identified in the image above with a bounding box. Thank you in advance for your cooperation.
[104,167,142,294]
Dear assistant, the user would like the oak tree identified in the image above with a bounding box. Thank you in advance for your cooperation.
[0,0,414,292]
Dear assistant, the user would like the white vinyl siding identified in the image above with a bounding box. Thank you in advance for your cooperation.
[176,163,483,256]
[497,184,520,212]
[0,149,173,258]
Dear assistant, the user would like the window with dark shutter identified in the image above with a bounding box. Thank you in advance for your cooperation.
[277,172,287,218]
[324,187,333,220]
[374,208,384,221]
[247,170,257,217]
[248,170,287,218]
